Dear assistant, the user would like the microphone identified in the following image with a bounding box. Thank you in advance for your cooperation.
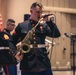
[42,14,53,18]
[64,33,70,37]
[70,33,76,36]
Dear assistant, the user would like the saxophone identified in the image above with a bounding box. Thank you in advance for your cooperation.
[18,18,43,53]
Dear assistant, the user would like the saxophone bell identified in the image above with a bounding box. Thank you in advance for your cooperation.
[17,42,30,54]
[21,43,30,53]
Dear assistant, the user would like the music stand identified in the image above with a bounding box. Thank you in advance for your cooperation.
[64,33,76,75]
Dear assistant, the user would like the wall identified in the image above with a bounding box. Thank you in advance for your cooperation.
[7,0,37,25]
[1,0,7,28]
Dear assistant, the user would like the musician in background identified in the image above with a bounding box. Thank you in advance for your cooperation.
[0,21,3,75]
[0,19,17,75]
[12,2,61,75]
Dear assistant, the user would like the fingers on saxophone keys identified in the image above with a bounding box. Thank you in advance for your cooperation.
[15,52,23,61]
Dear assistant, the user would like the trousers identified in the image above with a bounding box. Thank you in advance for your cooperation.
[3,65,17,75]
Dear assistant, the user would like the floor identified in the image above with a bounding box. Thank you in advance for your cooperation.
[53,71,76,75]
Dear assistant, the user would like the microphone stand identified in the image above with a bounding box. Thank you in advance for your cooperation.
[65,33,76,75]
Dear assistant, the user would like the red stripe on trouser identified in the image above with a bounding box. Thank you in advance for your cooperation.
[6,65,10,75]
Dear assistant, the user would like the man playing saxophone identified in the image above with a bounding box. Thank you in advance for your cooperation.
[12,2,61,75]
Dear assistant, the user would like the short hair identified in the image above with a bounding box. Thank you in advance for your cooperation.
[7,19,15,25]
[30,2,43,9]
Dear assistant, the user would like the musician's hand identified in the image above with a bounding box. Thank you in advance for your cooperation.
[15,52,23,61]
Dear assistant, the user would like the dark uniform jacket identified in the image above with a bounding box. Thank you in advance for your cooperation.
[12,19,61,72]
[0,29,17,65]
